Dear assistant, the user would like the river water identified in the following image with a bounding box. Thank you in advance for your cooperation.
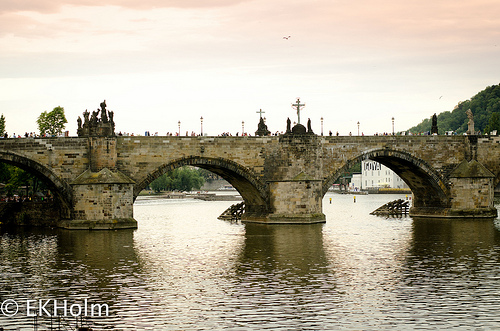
[1,193,500,330]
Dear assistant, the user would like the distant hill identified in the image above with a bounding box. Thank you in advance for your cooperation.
[408,84,500,135]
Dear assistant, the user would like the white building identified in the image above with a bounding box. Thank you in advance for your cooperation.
[349,160,409,191]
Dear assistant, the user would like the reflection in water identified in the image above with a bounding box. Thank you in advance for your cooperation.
[0,228,144,330]
[239,223,328,275]
[227,224,340,329]
[1,195,500,329]
[392,218,500,329]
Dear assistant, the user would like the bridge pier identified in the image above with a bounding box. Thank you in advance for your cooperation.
[263,180,326,223]
[409,159,497,218]
[59,168,138,230]
[242,132,326,224]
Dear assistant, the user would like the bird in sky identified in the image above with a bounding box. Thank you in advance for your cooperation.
[283,36,291,39]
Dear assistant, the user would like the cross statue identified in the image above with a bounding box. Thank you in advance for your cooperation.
[256,109,265,119]
[292,98,305,124]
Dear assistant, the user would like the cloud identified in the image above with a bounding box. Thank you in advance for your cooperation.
[0,0,248,14]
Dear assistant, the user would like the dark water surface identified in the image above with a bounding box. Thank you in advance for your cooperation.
[1,193,500,330]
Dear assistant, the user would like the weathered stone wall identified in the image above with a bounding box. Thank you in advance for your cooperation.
[0,137,89,217]
[477,136,500,185]
[67,182,136,229]
[0,137,89,182]
[262,134,325,221]
[450,177,493,210]
[71,183,133,220]
[320,135,468,182]
[89,137,117,171]
[0,202,61,227]
[115,136,277,184]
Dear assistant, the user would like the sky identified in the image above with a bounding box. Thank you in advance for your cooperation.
[1,0,499,137]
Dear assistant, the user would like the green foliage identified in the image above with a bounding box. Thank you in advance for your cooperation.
[333,161,361,184]
[37,106,68,136]
[196,168,221,182]
[150,166,205,192]
[0,163,10,183]
[409,84,500,135]
[0,164,48,197]
[0,114,5,136]
[485,112,500,135]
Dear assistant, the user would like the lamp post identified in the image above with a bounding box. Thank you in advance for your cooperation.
[321,117,324,136]
[200,116,203,136]
[178,120,181,136]
[242,121,245,135]
[357,121,360,136]
[392,117,395,135]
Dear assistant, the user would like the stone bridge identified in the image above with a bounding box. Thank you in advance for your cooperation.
[0,134,498,229]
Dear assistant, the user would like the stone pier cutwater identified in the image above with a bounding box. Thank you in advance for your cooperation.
[0,103,498,229]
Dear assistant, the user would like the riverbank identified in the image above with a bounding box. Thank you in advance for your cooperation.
[138,190,242,201]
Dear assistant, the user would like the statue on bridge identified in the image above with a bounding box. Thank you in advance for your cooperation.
[431,113,438,134]
[255,117,271,136]
[100,100,107,112]
[77,100,116,137]
[83,109,90,124]
[307,118,314,134]
[285,118,314,135]
[466,109,475,135]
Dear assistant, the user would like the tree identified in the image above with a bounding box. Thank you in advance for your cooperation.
[197,168,221,182]
[150,173,171,193]
[149,166,205,192]
[485,112,500,135]
[37,106,68,136]
[408,84,500,134]
[0,114,5,136]
[0,164,49,197]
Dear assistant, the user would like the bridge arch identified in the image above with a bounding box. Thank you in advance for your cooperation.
[323,149,451,209]
[133,156,269,216]
[0,151,73,218]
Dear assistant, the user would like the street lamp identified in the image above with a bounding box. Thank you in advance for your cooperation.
[392,117,395,135]
[357,121,360,136]
[200,116,203,136]
[178,120,181,136]
[242,121,245,135]
[321,117,324,136]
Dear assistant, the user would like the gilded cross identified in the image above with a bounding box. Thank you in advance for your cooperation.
[292,98,305,124]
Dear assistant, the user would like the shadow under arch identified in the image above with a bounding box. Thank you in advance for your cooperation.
[0,151,73,218]
[494,174,500,192]
[133,156,269,216]
[322,148,451,209]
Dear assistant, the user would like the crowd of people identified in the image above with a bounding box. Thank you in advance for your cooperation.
[1,129,469,139]
[0,195,53,203]
[2,132,64,138]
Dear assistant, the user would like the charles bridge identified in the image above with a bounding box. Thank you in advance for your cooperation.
[1,133,499,228]
[0,103,499,228]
